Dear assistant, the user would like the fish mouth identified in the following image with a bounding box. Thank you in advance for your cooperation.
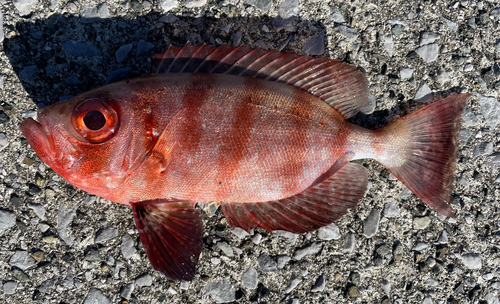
[20,115,55,163]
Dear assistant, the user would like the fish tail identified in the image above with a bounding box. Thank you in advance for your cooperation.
[373,93,470,217]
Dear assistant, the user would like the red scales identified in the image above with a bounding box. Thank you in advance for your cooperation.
[20,44,470,280]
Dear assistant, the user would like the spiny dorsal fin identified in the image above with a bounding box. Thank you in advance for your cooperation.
[152,44,369,119]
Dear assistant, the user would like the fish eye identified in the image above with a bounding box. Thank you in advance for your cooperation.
[72,98,119,144]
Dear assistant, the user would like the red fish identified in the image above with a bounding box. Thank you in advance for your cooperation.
[20,44,469,281]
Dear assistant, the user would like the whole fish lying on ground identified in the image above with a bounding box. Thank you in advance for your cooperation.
[20,44,470,281]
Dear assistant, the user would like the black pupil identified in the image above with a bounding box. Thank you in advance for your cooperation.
[83,110,106,130]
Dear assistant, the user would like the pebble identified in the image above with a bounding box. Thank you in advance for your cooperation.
[242,267,258,289]
[258,253,277,272]
[284,277,302,294]
[438,231,448,244]
[317,222,341,240]
[485,153,500,169]
[158,13,177,23]
[442,17,458,33]
[293,243,321,260]
[159,0,178,12]
[388,19,409,30]
[414,82,432,102]
[348,285,360,297]
[116,44,133,63]
[276,230,298,244]
[231,227,249,239]
[383,202,400,218]
[217,242,234,257]
[461,253,482,270]
[363,209,380,238]
[185,0,207,8]
[399,67,414,80]
[415,43,439,63]
[381,279,391,295]
[419,32,440,46]
[58,203,77,245]
[436,67,450,85]
[135,273,152,287]
[412,242,429,251]
[121,234,136,259]
[0,8,3,43]
[95,227,119,243]
[302,33,325,55]
[485,293,500,304]
[343,232,355,253]
[62,41,100,57]
[136,40,155,57]
[384,34,393,57]
[211,257,220,265]
[473,142,493,158]
[278,0,299,19]
[13,0,39,16]
[0,209,16,234]
[422,297,434,304]
[331,8,345,23]
[120,283,135,300]
[85,248,101,262]
[3,280,18,295]
[311,275,325,292]
[205,280,236,303]
[39,276,58,293]
[81,4,110,23]
[63,266,74,289]
[334,25,358,40]
[105,67,132,84]
[252,233,262,244]
[477,94,500,129]
[83,288,111,304]
[19,65,38,84]
[277,255,291,269]
[232,31,243,46]
[12,268,29,282]
[413,216,431,230]
[392,24,402,37]
[246,0,272,11]
[27,202,46,220]
[462,107,479,127]
[360,94,376,115]
[0,110,9,124]
[9,250,36,270]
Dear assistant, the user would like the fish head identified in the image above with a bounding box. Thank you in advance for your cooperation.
[20,92,143,201]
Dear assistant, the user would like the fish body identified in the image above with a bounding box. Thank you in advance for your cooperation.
[20,44,469,280]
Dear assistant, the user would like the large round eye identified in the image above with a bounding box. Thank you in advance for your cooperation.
[72,98,119,144]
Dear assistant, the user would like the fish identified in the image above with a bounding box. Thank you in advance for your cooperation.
[20,44,470,281]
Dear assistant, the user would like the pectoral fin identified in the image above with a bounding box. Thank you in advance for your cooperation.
[131,200,203,281]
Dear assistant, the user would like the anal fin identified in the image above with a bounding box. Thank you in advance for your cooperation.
[132,200,203,281]
[221,163,368,234]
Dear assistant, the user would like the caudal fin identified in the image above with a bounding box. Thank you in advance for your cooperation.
[375,94,470,217]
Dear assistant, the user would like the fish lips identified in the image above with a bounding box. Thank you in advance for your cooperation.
[20,114,56,164]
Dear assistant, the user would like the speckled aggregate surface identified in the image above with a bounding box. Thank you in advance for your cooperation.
[0,0,499,303]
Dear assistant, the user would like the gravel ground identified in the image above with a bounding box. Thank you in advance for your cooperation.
[0,0,499,303]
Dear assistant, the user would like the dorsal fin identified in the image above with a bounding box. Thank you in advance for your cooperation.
[152,44,369,119]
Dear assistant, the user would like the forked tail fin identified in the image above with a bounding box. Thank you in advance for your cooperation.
[375,94,470,217]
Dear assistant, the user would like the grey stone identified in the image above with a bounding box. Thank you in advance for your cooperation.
[302,33,325,55]
[205,280,236,303]
[159,0,178,11]
[105,67,132,84]
[293,243,321,260]
[9,250,36,270]
[258,253,277,272]
[135,273,152,286]
[461,253,482,270]
[442,17,458,33]
[422,297,434,304]
[414,82,432,102]
[39,276,58,293]
[85,248,101,262]
[415,43,439,63]
[158,13,177,23]
[473,142,493,158]
[83,288,111,304]
[317,222,341,240]
[0,8,3,43]
[425,278,443,289]
[27,202,46,220]
[136,40,155,57]
[462,107,479,127]
[388,19,409,29]
[251,233,262,244]
[311,275,325,292]
[331,8,345,23]
[116,44,133,63]
[413,216,431,229]
[65,74,79,86]
[412,242,429,251]
[62,41,100,57]
[19,65,38,84]
[360,94,376,115]
[278,0,299,19]
[242,267,258,290]
[13,0,39,16]
[477,95,500,129]
[276,230,298,244]
[485,153,500,168]
[335,25,358,40]
[3,281,17,295]
[485,293,500,304]
[459,129,473,143]
[284,277,302,294]
[58,202,77,245]
[246,0,272,11]
[95,227,119,243]
[185,0,206,8]
[81,4,110,23]
[399,67,414,80]
[63,266,74,289]
[120,283,134,300]
[277,255,291,269]
[392,24,402,37]
[0,209,16,234]
[438,231,448,244]
[217,242,234,257]
[363,209,380,238]
[381,279,391,295]
[383,202,400,218]
[420,32,440,46]
[121,235,136,259]
[231,227,249,239]
[343,232,355,253]
[384,34,393,57]
[232,31,243,47]
[436,67,450,85]
[271,17,298,32]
